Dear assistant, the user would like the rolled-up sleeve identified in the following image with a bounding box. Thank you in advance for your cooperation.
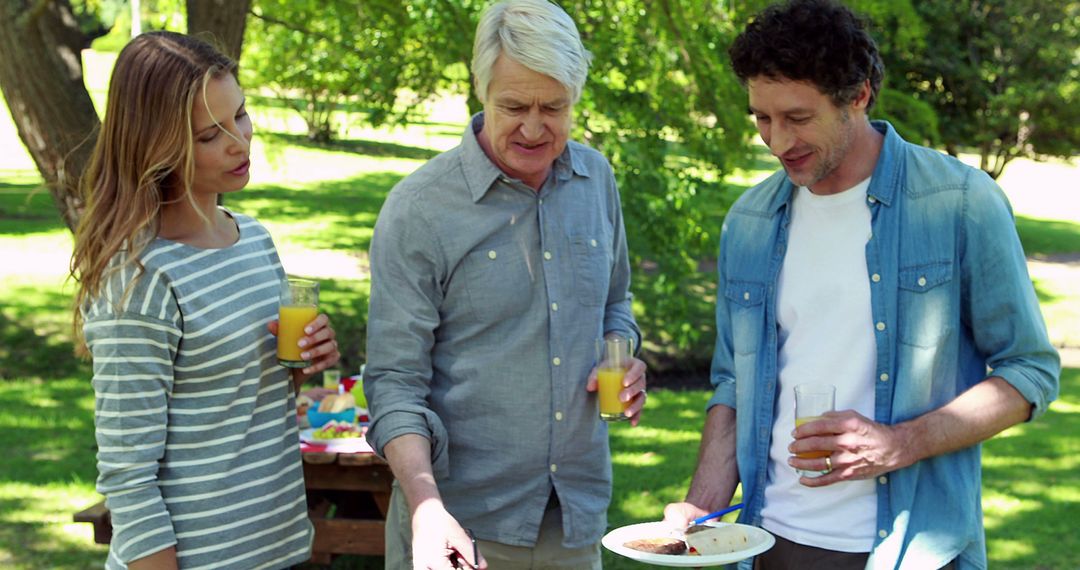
[601,168,642,351]
[961,171,1060,420]
[364,190,450,475]
[86,312,180,564]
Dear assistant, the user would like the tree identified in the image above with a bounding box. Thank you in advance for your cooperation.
[0,1,105,231]
[187,0,251,61]
[882,0,1080,178]
[0,0,253,231]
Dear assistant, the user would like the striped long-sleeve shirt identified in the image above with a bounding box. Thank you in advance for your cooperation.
[84,211,312,570]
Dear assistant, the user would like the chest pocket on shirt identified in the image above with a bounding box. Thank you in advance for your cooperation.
[571,232,611,307]
[462,245,534,322]
[897,261,954,347]
[724,280,766,355]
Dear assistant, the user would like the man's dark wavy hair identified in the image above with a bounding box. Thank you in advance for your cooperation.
[729,0,884,110]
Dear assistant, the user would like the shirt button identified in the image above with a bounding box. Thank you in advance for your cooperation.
[552,357,561,366]
[878,529,887,538]
[743,292,750,301]
[917,276,927,287]
[871,273,881,283]
[868,196,877,204]
[487,250,497,260]
[551,302,559,312]
[590,239,598,247]
[876,322,886,331]
[878,476,888,484]
[555,412,563,421]
[543,251,552,260]
[539,199,544,205]
[550,464,558,473]
[879,373,889,382]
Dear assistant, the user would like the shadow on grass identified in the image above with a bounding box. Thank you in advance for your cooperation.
[0,286,84,382]
[0,180,65,236]
[1016,215,1080,257]
[261,132,440,161]
[231,171,402,254]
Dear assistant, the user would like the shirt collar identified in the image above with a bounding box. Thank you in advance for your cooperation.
[459,112,590,203]
[865,120,902,207]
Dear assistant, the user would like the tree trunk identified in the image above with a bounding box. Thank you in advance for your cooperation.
[186,0,252,61]
[0,0,101,232]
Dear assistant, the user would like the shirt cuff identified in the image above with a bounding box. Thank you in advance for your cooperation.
[367,408,450,478]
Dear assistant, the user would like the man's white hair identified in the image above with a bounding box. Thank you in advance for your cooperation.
[471,0,593,104]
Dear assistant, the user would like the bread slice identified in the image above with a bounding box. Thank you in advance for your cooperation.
[685,523,749,555]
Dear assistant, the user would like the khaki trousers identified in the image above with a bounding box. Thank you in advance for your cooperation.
[384,484,601,570]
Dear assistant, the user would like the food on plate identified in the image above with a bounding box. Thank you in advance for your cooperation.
[312,420,362,440]
[685,523,750,555]
[318,392,355,413]
[623,537,687,555]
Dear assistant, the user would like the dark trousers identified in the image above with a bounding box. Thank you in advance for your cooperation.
[754,534,957,570]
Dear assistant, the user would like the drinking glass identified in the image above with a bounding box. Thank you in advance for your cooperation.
[596,337,632,422]
[322,367,341,390]
[277,278,319,368]
[794,383,835,477]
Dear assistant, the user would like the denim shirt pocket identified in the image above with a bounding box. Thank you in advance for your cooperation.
[724,280,766,355]
[570,232,611,307]
[462,245,534,321]
[897,261,955,347]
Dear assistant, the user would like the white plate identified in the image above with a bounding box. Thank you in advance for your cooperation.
[298,428,372,453]
[603,521,774,567]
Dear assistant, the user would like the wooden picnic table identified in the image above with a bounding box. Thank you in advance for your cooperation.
[74,436,393,566]
[301,441,393,564]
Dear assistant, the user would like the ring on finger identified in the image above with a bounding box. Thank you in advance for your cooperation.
[824,456,833,473]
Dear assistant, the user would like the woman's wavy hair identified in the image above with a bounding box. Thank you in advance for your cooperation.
[70,31,235,353]
[729,0,884,110]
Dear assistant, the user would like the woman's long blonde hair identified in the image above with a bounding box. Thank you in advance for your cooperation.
[70,31,236,352]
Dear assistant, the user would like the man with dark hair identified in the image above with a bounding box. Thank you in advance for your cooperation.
[664,1,1059,568]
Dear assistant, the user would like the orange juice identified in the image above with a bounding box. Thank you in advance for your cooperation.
[794,416,830,458]
[598,367,628,421]
[278,305,318,366]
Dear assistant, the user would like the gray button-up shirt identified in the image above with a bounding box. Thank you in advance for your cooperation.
[365,113,640,549]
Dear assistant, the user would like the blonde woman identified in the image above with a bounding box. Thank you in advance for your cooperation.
[71,31,339,570]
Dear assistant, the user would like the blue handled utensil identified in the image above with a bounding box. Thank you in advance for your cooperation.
[690,502,744,526]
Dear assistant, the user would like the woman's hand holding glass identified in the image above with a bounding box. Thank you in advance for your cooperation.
[268,313,340,382]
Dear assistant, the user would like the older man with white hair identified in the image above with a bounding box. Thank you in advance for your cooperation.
[363,1,648,568]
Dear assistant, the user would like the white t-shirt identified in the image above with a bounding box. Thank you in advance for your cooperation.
[759,179,877,552]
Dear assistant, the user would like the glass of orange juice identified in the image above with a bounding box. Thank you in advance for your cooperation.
[278,278,319,368]
[794,383,835,477]
[596,337,632,422]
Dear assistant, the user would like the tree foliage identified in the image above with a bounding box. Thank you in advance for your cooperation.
[243,0,460,141]
[881,0,1080,178]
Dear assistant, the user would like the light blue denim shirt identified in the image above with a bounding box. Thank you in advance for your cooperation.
[365,113,640,549]
[709,122,1059,569]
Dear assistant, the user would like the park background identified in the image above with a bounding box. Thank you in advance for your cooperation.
[0,1,1077,568]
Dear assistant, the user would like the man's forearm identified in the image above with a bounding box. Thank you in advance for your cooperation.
[685,405,740,512]
[383,433,443,516]
[894,376,1031,467]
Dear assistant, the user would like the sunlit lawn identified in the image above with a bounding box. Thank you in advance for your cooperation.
[1,49,1078,569]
